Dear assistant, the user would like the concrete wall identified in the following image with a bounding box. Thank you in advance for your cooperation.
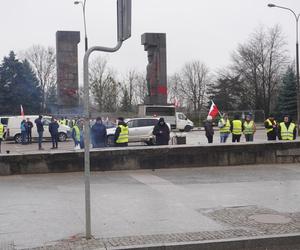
[1,141,300,175]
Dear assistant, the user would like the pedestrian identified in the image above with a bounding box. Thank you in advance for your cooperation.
[243,114,256,142]
[78,119,85,149]
[34,115,44,150]
[20,119,27,145]
[152,117,170,145]
[231,114,243,143]
[0,121,4,153]
[278,115,296,141]
[204,115,214,143]
[114,117,129,147]
[91,117,107,148]
[264,114,277,141]
[218,113,231,143]
[72,121,81,150]
[49,117,59,149]
[26,117,33,143]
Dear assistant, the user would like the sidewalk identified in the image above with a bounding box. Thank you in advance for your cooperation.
[1,164,300,249]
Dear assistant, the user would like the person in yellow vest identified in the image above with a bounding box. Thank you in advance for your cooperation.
[218,113,231,143]
[72,122,81,150]
[0,121,4,153]
[243,114,256,142]
[264,114,277,141]
[230,114,243,142]
[114,117,129,147]
[278,115,296,141]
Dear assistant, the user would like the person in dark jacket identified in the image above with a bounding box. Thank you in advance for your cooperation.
[278,115,297,141]
[20,120,27,145]
[204,115,214,143]
[152,118,170,145]
[91,117,107,148]
[26,118,33,143]
[49,117,59,149]
[264,114,277,141]
[114,117,129,147]
[34,115,44,150]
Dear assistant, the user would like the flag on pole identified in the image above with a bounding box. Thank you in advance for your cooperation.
[208,101,219,119]
[174,97,180,108]
[20,105,24,117]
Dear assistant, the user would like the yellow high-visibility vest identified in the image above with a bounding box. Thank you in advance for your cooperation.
[0,124,4,139]
[265,119,276,133]
[232,120,242,135]
[244,121,254,135]
[72,125,80,141]
[116,125,129,144]
[280,122,296,140]
[220,119,230,133]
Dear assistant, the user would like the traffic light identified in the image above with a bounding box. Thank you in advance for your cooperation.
[117,0,132,42]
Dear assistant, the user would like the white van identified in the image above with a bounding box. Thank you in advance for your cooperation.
[0,115,71,143]
[138,105,194,131]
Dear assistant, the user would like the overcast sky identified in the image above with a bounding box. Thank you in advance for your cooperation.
[0,0,299,80]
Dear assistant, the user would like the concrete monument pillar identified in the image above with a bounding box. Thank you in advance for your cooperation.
[56,31,80,112]
[141,33,167,105]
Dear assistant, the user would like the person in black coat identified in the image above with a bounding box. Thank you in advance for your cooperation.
[204,115,214,143]
[34,115,44,150]
[49,117,59,149]
[152,118,170,145]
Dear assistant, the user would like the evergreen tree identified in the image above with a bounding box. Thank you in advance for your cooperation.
[0,51,42,115]
[277,66,297,119]
[207,74,248,111]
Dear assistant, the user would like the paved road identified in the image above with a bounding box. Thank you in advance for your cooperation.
[1,164,300,249]
[0,129,291,155]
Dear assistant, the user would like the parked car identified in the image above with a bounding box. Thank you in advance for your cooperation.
[106,117,170,146]
[0,115,71,143]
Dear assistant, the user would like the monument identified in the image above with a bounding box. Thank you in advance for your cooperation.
[141,33,167,105]
[56,31,80,113]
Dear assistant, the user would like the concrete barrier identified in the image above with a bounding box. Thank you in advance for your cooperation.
[1,141,300,175]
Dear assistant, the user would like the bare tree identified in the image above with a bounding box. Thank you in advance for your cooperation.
[89,56,118,112]
[231,25,289,114]
[23,45,56,113]
[173,61,210,112]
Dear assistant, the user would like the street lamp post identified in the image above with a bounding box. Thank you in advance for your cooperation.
[268,3,300,135]
[74,0,88,51]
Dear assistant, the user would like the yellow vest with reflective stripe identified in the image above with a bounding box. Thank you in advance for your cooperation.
[232,120,242,135]
[220,119,230,133]
[280,122,295,140]
[244,121,254,135]
[0,124,4,139]
[116,125,129,144]
[73,125,80,141]
[265,119,276,133]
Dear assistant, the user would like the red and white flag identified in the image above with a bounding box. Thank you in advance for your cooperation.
[20,105,24,117]
[208,101,219,119]
[174,97,180,108]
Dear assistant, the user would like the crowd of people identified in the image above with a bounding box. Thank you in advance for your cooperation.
[0,113,297,154]
[204,113,297,144]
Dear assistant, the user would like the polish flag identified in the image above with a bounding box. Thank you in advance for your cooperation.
[208,101,219,119]
[20,105,24,117]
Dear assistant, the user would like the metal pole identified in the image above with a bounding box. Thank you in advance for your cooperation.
[268,4,300,135]
[296,17,300,135]
[82,0,88,51]
[83,42,122,239]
